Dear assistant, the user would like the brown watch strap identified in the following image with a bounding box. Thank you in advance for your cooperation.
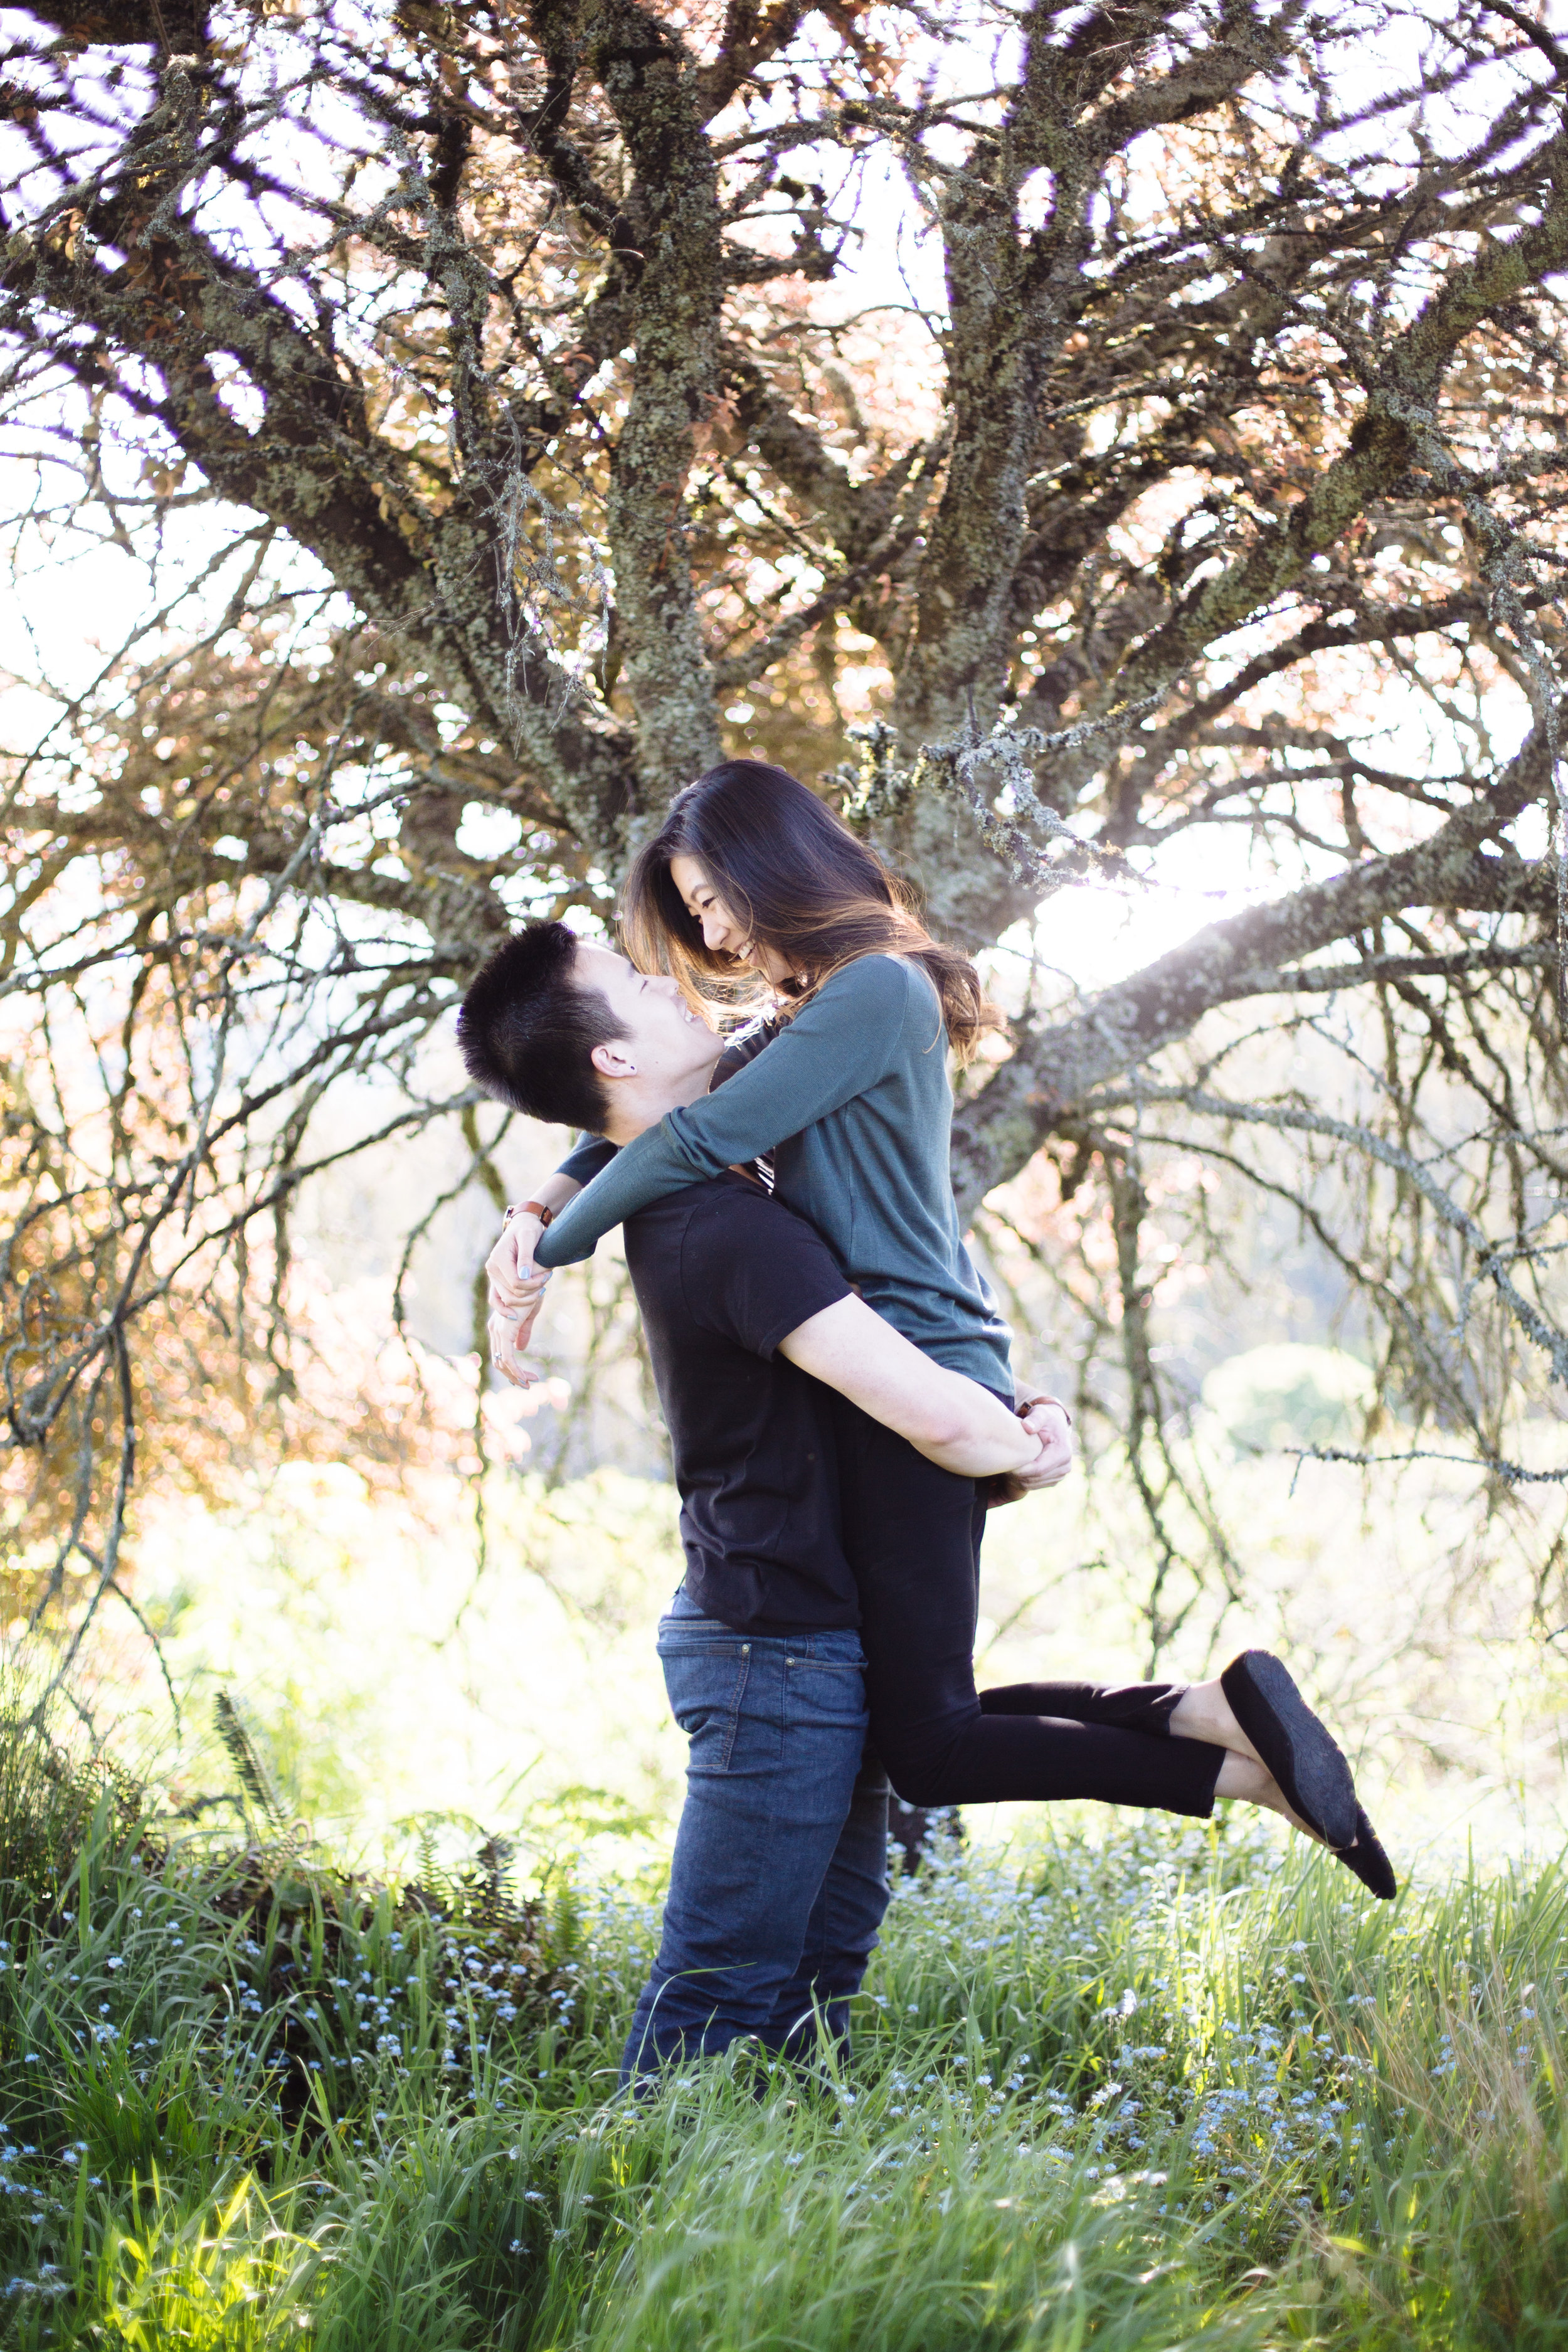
[1015,1392,1071,1426]
[507,1199,553,1227]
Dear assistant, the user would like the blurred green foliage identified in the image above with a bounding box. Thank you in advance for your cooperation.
[1202,1345,1377,1456]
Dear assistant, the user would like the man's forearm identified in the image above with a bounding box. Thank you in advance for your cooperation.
[915,1379,1036,1477]
[778,1296,1039,1477]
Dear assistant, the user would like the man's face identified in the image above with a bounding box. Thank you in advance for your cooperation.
[573,941,721,1106]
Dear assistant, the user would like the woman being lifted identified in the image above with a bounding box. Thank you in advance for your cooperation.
[485,759,1392,1892]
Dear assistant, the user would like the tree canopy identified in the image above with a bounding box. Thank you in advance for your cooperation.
[2,0,1565,1663]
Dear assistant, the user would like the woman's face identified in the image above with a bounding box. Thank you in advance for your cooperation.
[669,854,795,987]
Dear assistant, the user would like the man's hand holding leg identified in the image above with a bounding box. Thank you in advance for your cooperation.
[1011,1391,1075,1490]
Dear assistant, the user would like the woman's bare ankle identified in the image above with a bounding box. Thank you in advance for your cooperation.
[1214,1752,1319,1840]
[1170,1677,1261,1765]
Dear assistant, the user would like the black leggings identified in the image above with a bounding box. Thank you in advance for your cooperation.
[832,1396,1224,1821]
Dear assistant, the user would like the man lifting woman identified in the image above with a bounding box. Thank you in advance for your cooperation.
[461,761,1394,2080]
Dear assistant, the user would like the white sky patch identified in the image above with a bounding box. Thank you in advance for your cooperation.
[1003,829,1282,994]
[454,802,524,862]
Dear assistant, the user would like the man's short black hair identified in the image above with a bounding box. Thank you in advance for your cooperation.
[457,921,628,1133]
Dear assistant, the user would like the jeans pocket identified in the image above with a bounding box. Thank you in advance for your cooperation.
[661,1637,754,1772]
[783,1654,869,1736]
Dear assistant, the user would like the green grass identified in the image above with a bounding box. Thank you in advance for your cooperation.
[2,1719,1565,2349]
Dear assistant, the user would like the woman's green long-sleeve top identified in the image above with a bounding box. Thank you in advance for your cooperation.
[536,953,1014,1393]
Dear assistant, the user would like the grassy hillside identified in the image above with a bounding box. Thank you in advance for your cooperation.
[1,1714,1565,2349]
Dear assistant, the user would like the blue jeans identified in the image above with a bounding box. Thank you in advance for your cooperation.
[620,1589,891,2085]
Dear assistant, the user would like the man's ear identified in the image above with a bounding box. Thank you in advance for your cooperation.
[590,1040,637,1079]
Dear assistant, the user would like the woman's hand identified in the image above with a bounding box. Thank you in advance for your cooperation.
[1012,1389,1075,1490]
[485,1210,549,1315]
[488,1305,543,1390]
[484,1208,553,1380]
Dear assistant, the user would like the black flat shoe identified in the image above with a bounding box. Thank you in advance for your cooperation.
[1219,1649,1358,1850]
[1333,1804,1397,1900]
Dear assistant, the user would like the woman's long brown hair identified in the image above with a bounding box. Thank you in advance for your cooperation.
[621,760,1004,1063]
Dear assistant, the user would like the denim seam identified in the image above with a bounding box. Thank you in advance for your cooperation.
[714,1644,751,1771]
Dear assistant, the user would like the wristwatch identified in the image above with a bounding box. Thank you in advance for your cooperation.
[1015,1393,1071,1425]
[504,1200,554,1227]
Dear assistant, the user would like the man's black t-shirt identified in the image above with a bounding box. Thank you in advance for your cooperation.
[622,1172,857,1636]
